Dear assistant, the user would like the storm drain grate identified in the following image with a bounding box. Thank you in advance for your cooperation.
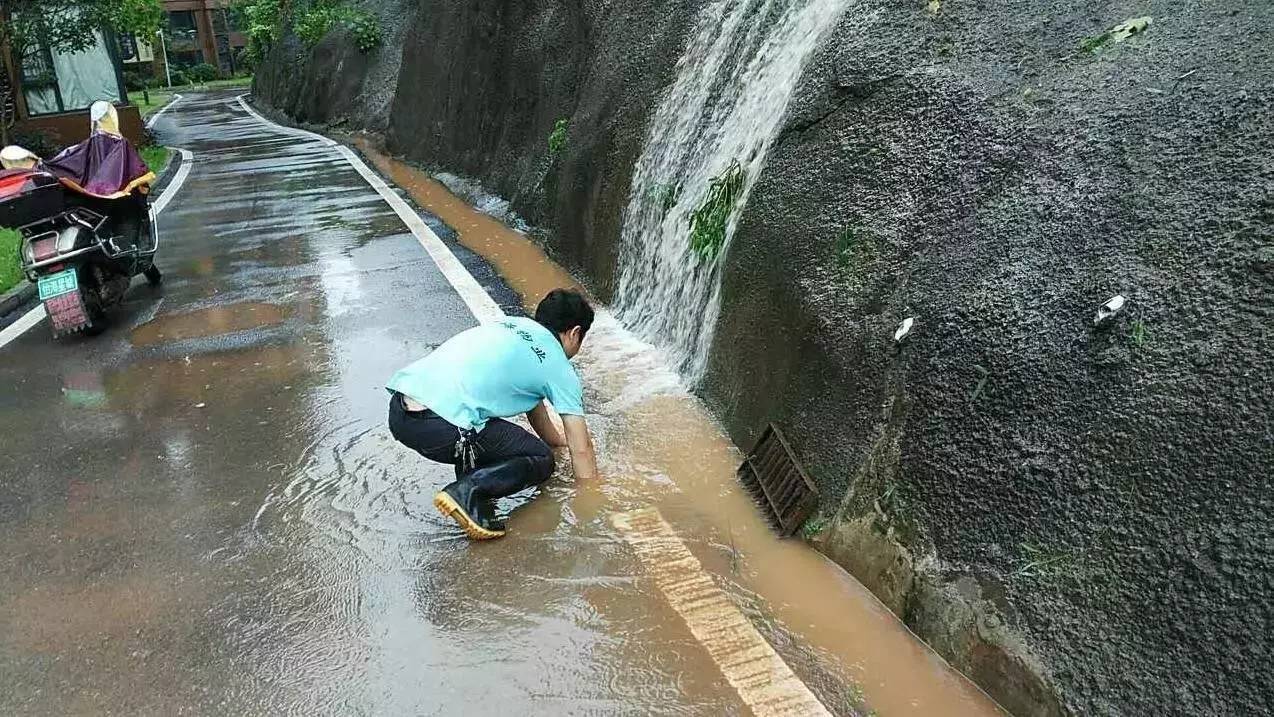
[737,424,819,536]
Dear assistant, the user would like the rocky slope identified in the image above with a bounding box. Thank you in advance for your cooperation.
[256,1,1273,714]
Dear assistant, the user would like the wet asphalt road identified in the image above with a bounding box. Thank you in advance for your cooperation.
[0,92,751,715]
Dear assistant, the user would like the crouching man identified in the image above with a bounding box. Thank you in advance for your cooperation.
[387,289,599,540]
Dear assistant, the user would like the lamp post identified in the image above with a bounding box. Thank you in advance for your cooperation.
[157,30,172,88]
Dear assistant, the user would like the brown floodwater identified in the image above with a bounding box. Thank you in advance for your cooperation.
[130,301,291,346]
[355,140,1005,716]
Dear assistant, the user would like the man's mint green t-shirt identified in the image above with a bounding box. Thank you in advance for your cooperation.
[386,316,584,431]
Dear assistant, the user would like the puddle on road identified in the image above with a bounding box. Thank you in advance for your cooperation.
[131,302,291,346]
[356,143,1004,716]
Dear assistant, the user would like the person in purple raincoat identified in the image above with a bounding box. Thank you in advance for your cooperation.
[31,101,157,249]
[43,101,155,200]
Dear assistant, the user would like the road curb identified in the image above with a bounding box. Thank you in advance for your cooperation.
[0,281,36,321]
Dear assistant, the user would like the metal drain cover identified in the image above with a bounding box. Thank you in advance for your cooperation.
[737,424,819,536]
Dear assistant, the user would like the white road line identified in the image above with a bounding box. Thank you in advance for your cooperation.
[0,148,195,351]
[145,93,183,130]
[234,93,337,147]
[613,508,833,717]
[234,93,503,322]
[152,148,195,216]
[332,144,504,322]
[0,304,47,349]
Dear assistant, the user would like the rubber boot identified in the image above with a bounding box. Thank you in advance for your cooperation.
[469,457,548,501]
[434,475,506,540]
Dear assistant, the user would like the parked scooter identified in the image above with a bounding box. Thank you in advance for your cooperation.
[0,102,161,337]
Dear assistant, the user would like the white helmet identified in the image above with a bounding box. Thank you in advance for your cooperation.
[0,145,40,170]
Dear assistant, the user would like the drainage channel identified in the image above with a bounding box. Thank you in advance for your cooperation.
[353,138,1005,717]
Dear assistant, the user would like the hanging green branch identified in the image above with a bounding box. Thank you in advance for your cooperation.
[687,160,746,260]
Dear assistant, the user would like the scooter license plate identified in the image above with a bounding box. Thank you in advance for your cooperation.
[37,269,78,300]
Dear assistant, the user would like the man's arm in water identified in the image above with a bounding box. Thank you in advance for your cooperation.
[562,415,599,482]
[527,401,567,448]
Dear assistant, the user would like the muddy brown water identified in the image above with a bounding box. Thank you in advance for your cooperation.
[130,302,291,345]
[356,139,1004,716]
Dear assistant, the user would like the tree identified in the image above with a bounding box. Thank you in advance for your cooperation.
[233,0,284,65]
[0,0,164,143]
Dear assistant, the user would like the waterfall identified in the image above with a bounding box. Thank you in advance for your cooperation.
[614,0,848,384]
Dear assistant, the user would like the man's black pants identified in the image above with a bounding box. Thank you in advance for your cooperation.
[387,392,555,500]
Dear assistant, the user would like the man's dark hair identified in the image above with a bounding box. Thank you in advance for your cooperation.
[535,288,594,337]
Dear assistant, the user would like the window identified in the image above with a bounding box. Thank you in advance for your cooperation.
[166,11,200,57]
[20,32,123,116]
[168,11,197,33]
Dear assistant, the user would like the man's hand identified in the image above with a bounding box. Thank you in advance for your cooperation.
[562,415,599,483]
[527,402,567,448]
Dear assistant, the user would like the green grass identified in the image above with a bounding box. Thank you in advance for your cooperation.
[190,76,255,90]
[0,228,22,294]
[135,88,176,118]
[140,145,171,174]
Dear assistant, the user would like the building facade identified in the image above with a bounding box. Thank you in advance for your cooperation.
[158,0,248,76]
[1,29,144,149]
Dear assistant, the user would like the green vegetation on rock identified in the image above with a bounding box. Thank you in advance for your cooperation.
[547,118,569,158]
[834,223,882,274]
[236,0,379,58]
[688,160,746,261]
[0,229,22,295]
[235,0,283,63]
[1130,319,1148,348]
[835,226,857,268]
[1080,16,1152,54]
[295,1,382,52]
[1011,543,1075,579]
[800,516,828,540]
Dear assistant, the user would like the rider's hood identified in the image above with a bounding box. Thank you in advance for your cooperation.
[90,101,122,136]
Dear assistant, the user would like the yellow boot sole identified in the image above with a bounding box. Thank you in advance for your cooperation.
[433,491,506,540]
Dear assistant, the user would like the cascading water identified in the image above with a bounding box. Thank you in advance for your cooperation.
[614,0,849,384]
